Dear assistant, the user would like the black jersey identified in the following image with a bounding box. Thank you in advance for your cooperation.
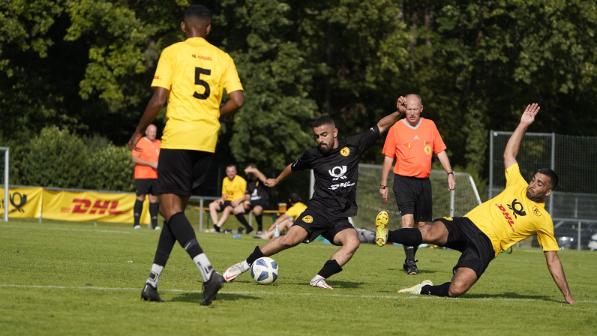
[291,125,380,217]
[246,180,269,204]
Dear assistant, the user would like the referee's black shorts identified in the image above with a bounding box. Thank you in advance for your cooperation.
[435,217,495,278]
[292,206,354,246]
[393,174,432,222]
[157,149,213,197]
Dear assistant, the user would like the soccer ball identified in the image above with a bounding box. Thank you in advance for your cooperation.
[251,257,279,284]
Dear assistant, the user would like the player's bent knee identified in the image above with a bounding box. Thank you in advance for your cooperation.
[448,281,472,297]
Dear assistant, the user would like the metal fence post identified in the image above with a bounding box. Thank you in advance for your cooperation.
[549,133,555,214]
[3,148,8,222]
[488,131,494,199]
[577,221,582,251]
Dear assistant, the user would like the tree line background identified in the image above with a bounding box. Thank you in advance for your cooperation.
[1,0,596,198]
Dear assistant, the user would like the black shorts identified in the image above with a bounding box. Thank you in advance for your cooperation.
[135,179,158,196]
[292,207,354,246]
[436,217,495,278]
[247,199,269,210]
[215,200,233,211]
[393,174,432,222]
[157,149,213,197]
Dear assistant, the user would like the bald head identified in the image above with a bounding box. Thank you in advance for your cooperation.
[404,94,423,126]
[405,94,422,106]
[145,124,157,141]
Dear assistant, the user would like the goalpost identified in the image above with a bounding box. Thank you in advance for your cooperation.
[350,163,482,229]
[0,147,8,222]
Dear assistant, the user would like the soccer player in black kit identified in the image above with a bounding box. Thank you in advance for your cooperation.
[223,99,406,288]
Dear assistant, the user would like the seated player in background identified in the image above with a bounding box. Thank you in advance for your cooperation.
[375,103,574,304]
[258,193,307,240]
[209,164,251,233]
[242,164,271,235]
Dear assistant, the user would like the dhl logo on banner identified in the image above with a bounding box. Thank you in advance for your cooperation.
[1,187,150,224]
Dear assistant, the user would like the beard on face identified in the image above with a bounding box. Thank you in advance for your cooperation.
[318,142,331,153]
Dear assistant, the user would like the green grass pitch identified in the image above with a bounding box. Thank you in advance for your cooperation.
[1,220,596,336]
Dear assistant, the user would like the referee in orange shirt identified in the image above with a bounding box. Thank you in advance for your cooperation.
[131,124,161,230]
[128,5,244,306]
[378,94,455,275]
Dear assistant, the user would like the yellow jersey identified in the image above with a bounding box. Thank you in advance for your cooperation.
[466,164,559,256]
[151,37,243,152]
[285,202,308,220]
[222,175,247,201]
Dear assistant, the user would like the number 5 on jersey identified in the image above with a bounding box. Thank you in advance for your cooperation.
[193,67,211,100]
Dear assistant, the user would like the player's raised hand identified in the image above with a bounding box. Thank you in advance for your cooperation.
[127,131,143,150]
[396,96,407,114]
[520,103,540,126]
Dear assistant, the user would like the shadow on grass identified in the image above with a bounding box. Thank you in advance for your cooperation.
[168,291,259,304]
[386,267,438,275]
[464,292,559,303]
[283,280,364,289]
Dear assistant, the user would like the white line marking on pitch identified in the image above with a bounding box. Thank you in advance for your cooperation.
[0,225,131,235]
[0,284,594,304]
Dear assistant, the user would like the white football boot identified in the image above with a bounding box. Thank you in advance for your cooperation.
[398,280,433,295]
[223,261,250,282]
[309,275,333,289]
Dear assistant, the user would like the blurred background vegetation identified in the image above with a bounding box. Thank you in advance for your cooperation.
[1,0,596,198]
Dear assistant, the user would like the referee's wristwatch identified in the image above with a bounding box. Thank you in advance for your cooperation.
[379,184,387,189]
[446,171,454,176]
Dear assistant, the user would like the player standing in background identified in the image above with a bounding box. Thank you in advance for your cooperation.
[131,124,161,230]
[378,104,574,304]
[243,164,271,235]
[223,99,405,289]
[128,4,244,306]
[377,94,455,275]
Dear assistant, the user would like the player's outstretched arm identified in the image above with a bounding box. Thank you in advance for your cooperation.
[265,164,293,187]
[245,166,268,184]
[220,90,244,117]
[503,103,540,169]
[376,96,406,133]
[544,250,575,304]
[128,87,169,150]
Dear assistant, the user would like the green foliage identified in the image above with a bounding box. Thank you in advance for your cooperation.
[9,127,133,191]
[1,0,597,182]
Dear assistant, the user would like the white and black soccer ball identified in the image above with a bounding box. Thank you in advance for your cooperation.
[251,257,279,284]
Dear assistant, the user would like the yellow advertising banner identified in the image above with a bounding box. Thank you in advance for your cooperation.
[0,187,43,218]
[41,189,150,224]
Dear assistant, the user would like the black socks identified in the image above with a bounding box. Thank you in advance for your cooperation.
[317,259,342,279]
[153,220,174,266]
[169,212,203,259]
[421,282,451,297]
[246,246,265,265]
[149,202,159,228]
[235,214,253,233]
[388,228,423,246]
[255,214,263,231]
[133,200,143,227]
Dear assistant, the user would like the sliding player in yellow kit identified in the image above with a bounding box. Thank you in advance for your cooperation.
[376,103,574,304]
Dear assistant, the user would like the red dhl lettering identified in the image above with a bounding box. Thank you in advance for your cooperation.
[72,198,126,215]
[496,204,515,231]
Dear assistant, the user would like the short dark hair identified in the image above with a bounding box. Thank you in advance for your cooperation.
[534,168,559,189]
[183,4,212,23]
[225,164,236,169]
[311,115,335,128]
